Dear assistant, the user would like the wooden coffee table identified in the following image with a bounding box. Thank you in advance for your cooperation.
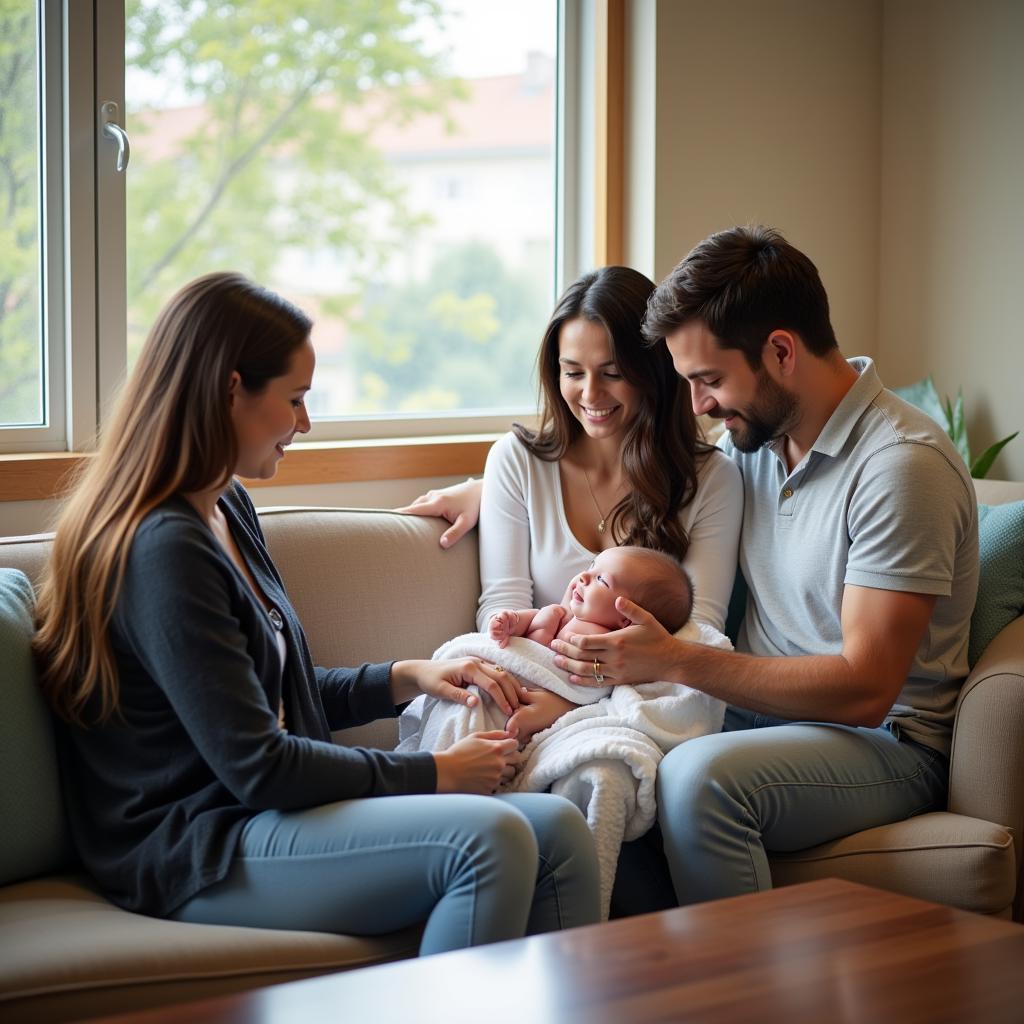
[95,878,1024,1023]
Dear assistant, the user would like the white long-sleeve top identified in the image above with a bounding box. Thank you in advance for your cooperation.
[477,432,743,634]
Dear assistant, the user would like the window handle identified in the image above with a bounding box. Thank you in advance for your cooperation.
[100,101,131,173]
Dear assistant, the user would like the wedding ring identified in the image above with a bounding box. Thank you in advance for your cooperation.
[593,659,605,685]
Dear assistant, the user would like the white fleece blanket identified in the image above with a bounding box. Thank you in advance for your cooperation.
[397,621,731,918]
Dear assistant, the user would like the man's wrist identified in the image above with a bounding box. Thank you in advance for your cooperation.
[666,635,705,683]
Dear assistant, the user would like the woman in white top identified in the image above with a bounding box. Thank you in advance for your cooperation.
[401,266,741,915]
[400,265,742,641]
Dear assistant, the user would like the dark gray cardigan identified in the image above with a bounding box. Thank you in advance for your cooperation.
[58,482,436,916]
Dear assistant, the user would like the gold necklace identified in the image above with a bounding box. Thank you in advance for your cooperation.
[583,467,614,533]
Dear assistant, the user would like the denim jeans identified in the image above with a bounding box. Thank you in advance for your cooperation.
[171,792,600,955]
[654,706,949,905]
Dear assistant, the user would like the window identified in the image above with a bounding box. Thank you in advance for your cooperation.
[1,1,592,456]
[0,0,66,451]
[0,2,43,429]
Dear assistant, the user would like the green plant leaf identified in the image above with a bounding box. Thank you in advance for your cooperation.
[891,376,946,428]
[970,432,1019,479]
[948,388,971,465]
[891,375,1018,476]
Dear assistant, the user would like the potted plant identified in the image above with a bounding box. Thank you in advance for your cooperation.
[892,376,1018,479]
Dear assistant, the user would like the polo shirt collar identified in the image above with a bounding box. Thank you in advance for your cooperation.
[809,356,884,458]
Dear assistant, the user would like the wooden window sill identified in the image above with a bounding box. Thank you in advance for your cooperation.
[0,435,497,503]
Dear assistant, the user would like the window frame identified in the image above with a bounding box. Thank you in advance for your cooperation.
[0,0,618,500]
[0,0,67,453]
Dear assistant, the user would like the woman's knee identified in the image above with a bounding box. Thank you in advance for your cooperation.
[458,796,540,870]
[500,794,600,929]
[500,793,595,863]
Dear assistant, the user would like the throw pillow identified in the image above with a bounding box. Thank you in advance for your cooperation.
[968,500,1024,667]
[0,568,74,884]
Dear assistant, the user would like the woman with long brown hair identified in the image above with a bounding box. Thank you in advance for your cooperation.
[398,271,742,911]
[33,272,599,951]
[399,268,741,916]
[400,265,741,640]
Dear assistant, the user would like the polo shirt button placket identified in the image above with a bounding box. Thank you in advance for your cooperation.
[778,484,795,517]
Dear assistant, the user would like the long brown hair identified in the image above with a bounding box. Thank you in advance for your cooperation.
[513,266,708,561]
[33,272,312,725]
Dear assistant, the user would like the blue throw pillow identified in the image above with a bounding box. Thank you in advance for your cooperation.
[969,501,1024,667]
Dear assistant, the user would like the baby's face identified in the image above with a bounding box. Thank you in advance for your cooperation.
[568,548,643,630]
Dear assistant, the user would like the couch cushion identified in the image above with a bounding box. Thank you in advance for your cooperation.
[259,507,480,666]
[0,570,73,886]
[0,875,420,1023]
[969,500,1024,667]
[769,811,1016,915]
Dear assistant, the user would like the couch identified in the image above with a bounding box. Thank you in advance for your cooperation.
[2,479,1022,1022]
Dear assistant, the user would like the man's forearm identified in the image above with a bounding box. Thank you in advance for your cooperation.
[668,642,891,726]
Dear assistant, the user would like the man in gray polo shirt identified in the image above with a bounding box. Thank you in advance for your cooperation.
[552,225,979,905]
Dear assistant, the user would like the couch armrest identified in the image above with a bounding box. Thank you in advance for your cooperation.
[948,614,1024,877]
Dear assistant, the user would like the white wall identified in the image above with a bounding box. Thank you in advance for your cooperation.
[876,0,1024,480]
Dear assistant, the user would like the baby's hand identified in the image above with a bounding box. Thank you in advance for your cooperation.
[488,610,519,649]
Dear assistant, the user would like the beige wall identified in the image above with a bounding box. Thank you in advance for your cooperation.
[636,0,883,358]
[877,0,1024,480]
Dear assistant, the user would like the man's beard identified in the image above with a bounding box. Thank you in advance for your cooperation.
[720,368,799,453]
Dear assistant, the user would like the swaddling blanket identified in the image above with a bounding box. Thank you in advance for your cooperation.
[396,621,731,918]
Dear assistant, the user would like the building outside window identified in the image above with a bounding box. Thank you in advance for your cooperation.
[0,0,584,454]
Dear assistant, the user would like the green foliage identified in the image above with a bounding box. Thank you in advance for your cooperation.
[124,0,463,352]
[345,241,548,413]
[892,375,1018,479]
[0,3,42,425]
[1,0,549,428]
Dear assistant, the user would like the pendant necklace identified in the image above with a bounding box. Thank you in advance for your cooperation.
[583,467,614,534]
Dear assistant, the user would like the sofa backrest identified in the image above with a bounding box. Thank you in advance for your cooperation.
[973,479,1024,506]
[246,507,481,749]
[257,508,481,667]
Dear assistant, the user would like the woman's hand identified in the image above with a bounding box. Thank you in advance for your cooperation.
[391,658,525,716]
[550,596,682,686]
[393,478,484,549]
[434,731,522,794]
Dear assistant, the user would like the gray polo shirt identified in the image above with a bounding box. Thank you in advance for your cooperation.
[724,357,979,756]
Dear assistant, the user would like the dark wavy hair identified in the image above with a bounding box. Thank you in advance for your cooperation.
[513,266,708,561]
[642,225,837,368]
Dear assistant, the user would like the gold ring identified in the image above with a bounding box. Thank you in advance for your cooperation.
[593,659,605,685]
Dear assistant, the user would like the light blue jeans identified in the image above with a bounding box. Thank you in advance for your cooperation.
[655,706,949,905]
[171,793,600,955]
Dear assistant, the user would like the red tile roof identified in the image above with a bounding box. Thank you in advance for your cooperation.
[130,69,554,161]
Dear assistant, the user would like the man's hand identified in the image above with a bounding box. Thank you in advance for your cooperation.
[393,478,484,549]
[551,596,681,686]
[391,658,526,716]
[507,689,576,746]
